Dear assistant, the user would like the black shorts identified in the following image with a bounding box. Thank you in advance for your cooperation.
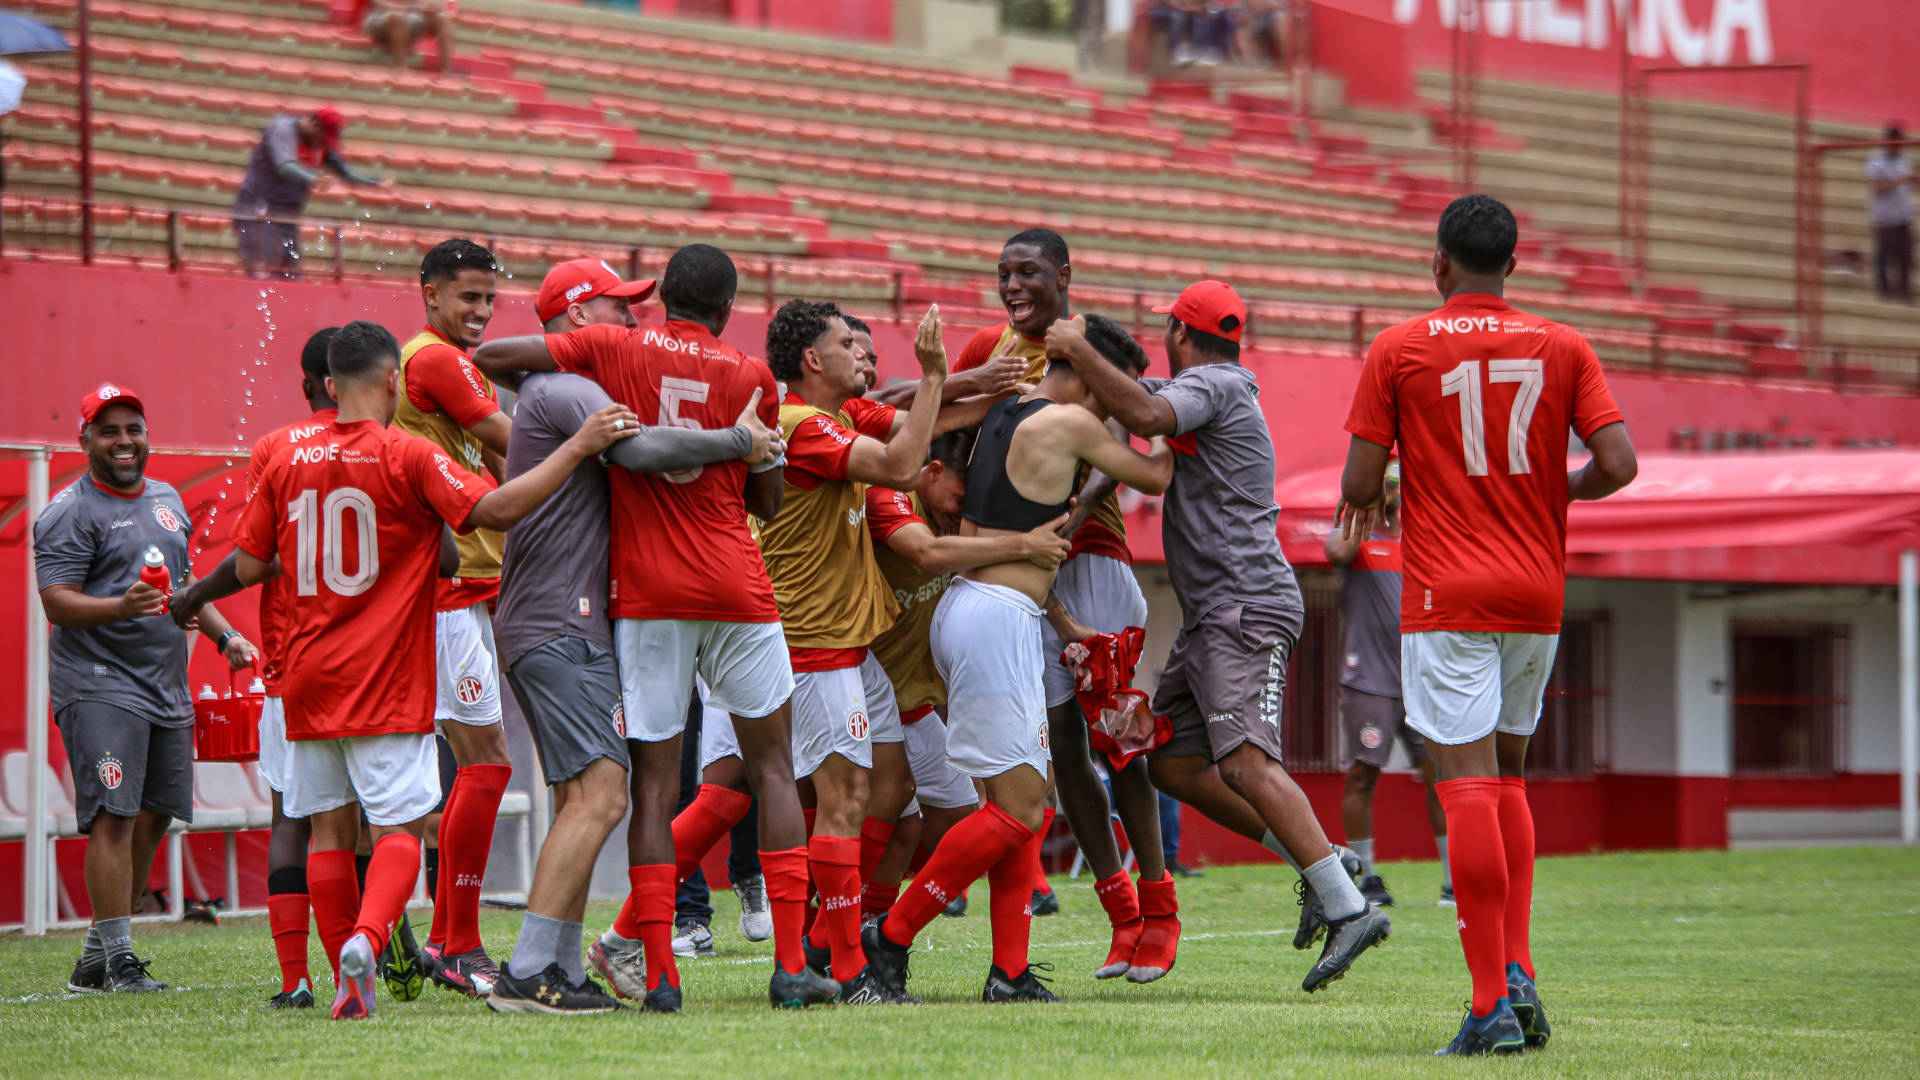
[1152,604,1301,765]
[507,636,628,786]
[55,701,193,832]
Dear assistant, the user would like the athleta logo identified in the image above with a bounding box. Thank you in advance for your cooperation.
[847,710,869,740]
[152,503,182,533]
[455,675,484,705]
[456,873,484,888]
[823,895,861,912]
[97,754,124,791]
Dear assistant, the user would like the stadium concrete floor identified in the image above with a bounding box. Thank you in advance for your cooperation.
[2,848,1916,1077]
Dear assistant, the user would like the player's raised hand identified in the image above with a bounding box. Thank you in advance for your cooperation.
[570,403,643,456]
[913,304,949,379]
[1022,513,1075,570]
[735,387,783,465]
[1043,314,1088,363]
[121,580,167,620]
[966,354,1029,398]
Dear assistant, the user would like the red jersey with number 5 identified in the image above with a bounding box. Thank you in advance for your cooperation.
[1344,293,1623,635]
[546,320,782,622]
[234,419,491,740]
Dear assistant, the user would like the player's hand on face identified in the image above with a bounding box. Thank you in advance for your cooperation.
[222,635,259,671]
[735,387,782,465]
[122,580,167,621]
[1024,513,1075,569]
[1043,315,1087,362]
[913,304,949,379]
[573,404,642,455]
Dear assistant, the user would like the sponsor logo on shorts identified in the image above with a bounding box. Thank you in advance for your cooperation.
[152,503,183,533]
[1206,712,1236,727]
[97,754,124,791]
[612,703,626,738]
[848,709,869,740]
[1258,645,1285,728]
[1359,725,1384,750]
[455,675,485,705]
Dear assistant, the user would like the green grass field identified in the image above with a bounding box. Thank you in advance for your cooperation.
[3,847,1917,1078]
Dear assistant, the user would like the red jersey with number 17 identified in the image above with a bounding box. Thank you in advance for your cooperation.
[546,320,782,622]
[234,419,492,741]
[1344,293,1624,635]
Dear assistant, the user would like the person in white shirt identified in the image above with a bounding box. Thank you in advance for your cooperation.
[1866,124,1913,302]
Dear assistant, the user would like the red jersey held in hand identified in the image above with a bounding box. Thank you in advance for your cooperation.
[1344,293,1624,635]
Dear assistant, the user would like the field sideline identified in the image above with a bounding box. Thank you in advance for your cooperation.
[2,847,1916,1078]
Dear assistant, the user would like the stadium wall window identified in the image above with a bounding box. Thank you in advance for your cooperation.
[1730,621,1850,775]
[1531,610,1610,777]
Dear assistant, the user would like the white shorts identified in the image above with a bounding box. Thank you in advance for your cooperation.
[789,654,903,779]
[1401,631,1560,746]
[256,695,290,795]
[283,732,441,826]
[903,712,977,810]
[697,678,741,771]
[616,618,794,743]
[434,604,503,727]
[932,578,1052,781]
[1042,554,1149,708]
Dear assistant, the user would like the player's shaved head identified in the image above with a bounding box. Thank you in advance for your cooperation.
[1003,228,1069,270]
[661,243,738,332]
[328,320,401,382]
[1437,194,1518,275]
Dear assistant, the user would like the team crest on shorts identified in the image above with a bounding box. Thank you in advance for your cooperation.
[612,703,626,738]
[847,710,869,740]
[97,754,124,791]
[152,503,183,533]
[1038,721,1050,752]
[1359,725,1385,751]
[455,675,485,705]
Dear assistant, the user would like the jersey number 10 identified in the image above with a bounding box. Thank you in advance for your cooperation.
[288,488,378,597]
[1439,359,1543,477]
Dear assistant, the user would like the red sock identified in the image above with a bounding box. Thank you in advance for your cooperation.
[761,846,810,975]
[809,834,865,983]
[438,763,510,955]
[624,863,678,991]
[858,816,901,918]
[427,779,462,948]
[1133,870,1181,975]
[306,850,360,986]
[1498,777,1536,980]
[885,803,1031,948]
[671,784,753,883]
[987,818,1044,976]
[352,833,421,955]
[1032,807,1055,894]
[1437,777,1509,1015]
[1094,870,1142,972]
[266,892,311,992]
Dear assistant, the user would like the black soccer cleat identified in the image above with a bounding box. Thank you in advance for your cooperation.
[106,952,166,993]
[942,894,968,918]
[1507,964,1551,1049]
[485,963,624,1016]
[1030,889,1060,917]
[1358,873,1395,908]
[861,919,914,1000]
[982,962,1059,1004]
[644,980,684,1014]
[769,965,840,1009]
[1435,999,1527,1056]
[67,954,107,994]
[1292,877,1325,950]
[838,965,917,1005]
[1301,905,1390,993]
[268,978,315,1008]
[381,913,427,1001]
[802,933,832,980]
[431,947,500,998]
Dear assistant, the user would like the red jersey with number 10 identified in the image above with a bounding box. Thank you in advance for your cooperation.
[244,407,338,695]
[234,420,492,741]
[1344,293,1623,635]
[546,321,782,622]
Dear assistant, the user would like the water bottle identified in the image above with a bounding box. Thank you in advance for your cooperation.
[198,684,217,702]
[247,675,267,697]
[139,545,172,615]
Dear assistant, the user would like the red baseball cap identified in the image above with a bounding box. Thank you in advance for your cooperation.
[1153,279,1248,344]
[311,106,345,152]
[79,382,145,432]
[536,259,658,324]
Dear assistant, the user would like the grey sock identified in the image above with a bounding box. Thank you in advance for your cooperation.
[508,912,565,981]
[1351,837,1375,875]
[1260,829,1303,873]
[557,920,585,986]
[81,924,105,963]
[1304,853,1367,921]
[1437,836,1452,889]
[96,917,134,963]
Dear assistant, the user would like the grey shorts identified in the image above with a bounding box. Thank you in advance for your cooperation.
[1152,603,1301,765]
[55,701,193,832]
[506,637,629,787]
[1339,687,1423,770]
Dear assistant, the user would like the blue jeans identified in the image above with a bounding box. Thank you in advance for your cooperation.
[1159,790,1182,866]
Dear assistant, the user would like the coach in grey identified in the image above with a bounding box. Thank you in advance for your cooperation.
[34,383,256,994]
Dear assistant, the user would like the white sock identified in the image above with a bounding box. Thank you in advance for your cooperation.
[1350,837,1375,875]
[1261,829,1302,872]
[1437,836,1452,890]
[1304,853,1367,921]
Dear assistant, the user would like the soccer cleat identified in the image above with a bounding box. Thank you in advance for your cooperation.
[861,920,913,1000]
[1438,884,1456,908]
[1507,964,1551,1049]
[1291,877,1325,950]
[671,920,715,958]
[431,947,501,998]
[942,894,968,918]
[67,954,107,994]
[982,962,1059,1004]
[1030,888,1060,916]
[1302,906,1390,993]
[1435,999,1527,1056]
[485,963,623,1016]
[105,952,166,993]
[587,930,649,1001]
[419,941,444,979]
[802,933,831,979]
[768,965,840,1009]
[736,874,773,943]
[643,980,683,1014]
[1094,918,1143,979]
[1358,873,1395,908]
[380,914,427,1001]
[837,966,906,1005]
[331,934,377,1019]
[269,978,315,1009]
[1128,912,1181,984]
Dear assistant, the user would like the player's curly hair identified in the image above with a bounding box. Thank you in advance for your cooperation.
[1437,194,1518,275]
[765,299,844,382]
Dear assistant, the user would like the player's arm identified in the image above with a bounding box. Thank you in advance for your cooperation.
[469,334,558,391]
[34,509,162,627]
[40,584,165,628]
[1057,405,1172,496]
[464,404,639,531]
[745,467,784,521]
[884,514,1072,574]
[874,353,1028,409]
[438,527,460,577]
[606,386,775,474]
[1337,436,1393,543]
[1569,422,1638,501]
[179,584,256,669]
[1041,591,1097,644]
[1046,318,1178,437]
[844,306,948,489]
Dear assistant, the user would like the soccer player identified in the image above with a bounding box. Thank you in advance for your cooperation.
[861,325,1173,1005]
[487,259,779,1014]
[1324,460,1451,908]
[393,237,515,995]
[1338,194,1637,1054]
[470,243,836,1011]
[1048,281,1390,995]
[36,384,256,994]
[185,320,636,1020]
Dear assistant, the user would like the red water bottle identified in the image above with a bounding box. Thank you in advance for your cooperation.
[139,545,172,615]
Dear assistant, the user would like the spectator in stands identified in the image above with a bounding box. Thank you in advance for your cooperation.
[1867,124,1913,302]
[1246,0,1293,68]
[1147,2,1195,67]
[230,107,381,280]
[359,0,457,74]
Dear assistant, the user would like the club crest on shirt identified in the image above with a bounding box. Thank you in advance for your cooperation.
[97,754,124,791]
[152,503,183,533]
[612,703,626,738]
[455,675,485,705]
[847,709,869,741]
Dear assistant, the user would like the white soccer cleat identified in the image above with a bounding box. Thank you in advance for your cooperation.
[736,874,773,943]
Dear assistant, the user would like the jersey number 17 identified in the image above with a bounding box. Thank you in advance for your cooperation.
[1440,359,1543,477]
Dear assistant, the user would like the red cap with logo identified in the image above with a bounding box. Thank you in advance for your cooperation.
[79,383,146,432]
[1153,279,1248,344]
[535,259,659,324]
[311,106,346,153]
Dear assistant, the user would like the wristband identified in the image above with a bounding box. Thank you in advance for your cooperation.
[216,629,241,653]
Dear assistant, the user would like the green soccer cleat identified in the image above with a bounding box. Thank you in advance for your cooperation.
[381,914,427,1001]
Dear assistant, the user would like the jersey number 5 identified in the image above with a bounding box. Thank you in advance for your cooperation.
[658,376,712,484]
[1439,359,1543,477]
[288,488,378,597]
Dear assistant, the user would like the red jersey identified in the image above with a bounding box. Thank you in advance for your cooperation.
[1344,293,1623,635]
[547,320,782,622]
[244,407,338,695]
[234,419,492,741]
